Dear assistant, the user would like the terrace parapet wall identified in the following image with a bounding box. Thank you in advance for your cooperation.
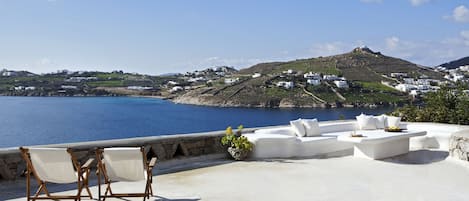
[0,128,257,181]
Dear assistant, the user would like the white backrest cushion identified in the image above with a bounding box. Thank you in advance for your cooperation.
[103,147,145,182]
[356,114,377,130]
[374,115,387,129]
[387,116,401,128]
[319,122,358,133]
[28,148,77,184]
[290,119,306,137]
[302,119,321,137]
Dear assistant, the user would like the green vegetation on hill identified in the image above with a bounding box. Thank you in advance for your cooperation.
[391,86,469,125]
[239,47,444,82]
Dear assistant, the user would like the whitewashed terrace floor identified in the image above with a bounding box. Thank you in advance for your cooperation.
[4,149,469,201]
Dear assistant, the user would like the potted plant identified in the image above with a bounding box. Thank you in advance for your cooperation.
[221,125,253,160]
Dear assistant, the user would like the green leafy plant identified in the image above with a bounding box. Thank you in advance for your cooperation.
[221,125,253,151]
[391,86,469,125]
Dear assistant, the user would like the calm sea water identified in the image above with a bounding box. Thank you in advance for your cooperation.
[0,96,394,148]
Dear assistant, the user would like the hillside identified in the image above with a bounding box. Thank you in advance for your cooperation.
[240,47,443,81]
[173,47,440,108]
[438,56,469,69]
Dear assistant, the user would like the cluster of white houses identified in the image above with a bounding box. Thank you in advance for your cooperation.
[164,65,468,95]
[435,65,469,83]
[13,86,36,91]
[391,65,469,96]
[275,70,349,89]
[65,76,98,82]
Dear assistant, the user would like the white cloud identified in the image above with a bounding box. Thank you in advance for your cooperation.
[461,30,469,46]
[38,58,51,65]
[360,0,383,3]
[410,0,430,6]
[310,42,351,57]
[381,35,469,66]
[385,36,400,50]
[448,5,469,23]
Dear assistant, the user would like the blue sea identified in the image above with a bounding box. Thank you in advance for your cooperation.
[0,96,394,148]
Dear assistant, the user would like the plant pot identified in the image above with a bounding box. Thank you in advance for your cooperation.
[227,147,249,160]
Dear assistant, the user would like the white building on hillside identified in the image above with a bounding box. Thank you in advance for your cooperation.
[282,69,295,74]
[323,74,339,81]
[276,81,294,89]
[170,86,183,93]
[390,73,408,77]
[167,81,179,85]
[333,80,349,88]
[395,84,416,92]
[307,79,321,86]
[61,85,78,90]
[460,65,469,72]
[252,73,262,78]
[65,77,98,82]
[127,86,153,90]
[403,78,414,84]
[303,72,321,79]
[14,86,24,91]
[225,78,240,85]
[188,77,207,82]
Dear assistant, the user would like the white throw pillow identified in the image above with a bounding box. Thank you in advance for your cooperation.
[302,119,320,137]
[387,116,401,128]
[290,119,306,137]
[374,115,387,129]
[356,114,377,130]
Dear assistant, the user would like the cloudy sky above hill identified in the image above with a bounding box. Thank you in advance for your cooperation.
[1,0,469,75]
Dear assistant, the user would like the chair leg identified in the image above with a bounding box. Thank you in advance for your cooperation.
[26,170,31,201]
[33,184,44,199]
[103,182,112,201]
[97,172,101,201]
[80,174,93,199]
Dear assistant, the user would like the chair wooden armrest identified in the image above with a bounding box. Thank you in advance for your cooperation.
[81,158,94,170]
[148,157,157,169]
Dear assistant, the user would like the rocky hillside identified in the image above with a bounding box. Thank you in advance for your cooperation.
[173,47,440,108]
[240,47,443,81]
[438,56,469,69]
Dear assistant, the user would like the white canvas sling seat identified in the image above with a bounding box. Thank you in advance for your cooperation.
[19,147,94,201]
[96,147,157,201]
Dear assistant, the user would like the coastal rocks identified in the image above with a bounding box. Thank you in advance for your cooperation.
[449,130,469,161]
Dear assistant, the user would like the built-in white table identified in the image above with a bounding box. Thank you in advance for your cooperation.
[337,130,426,159]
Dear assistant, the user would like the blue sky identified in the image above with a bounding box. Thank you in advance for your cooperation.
[1,0,469,75]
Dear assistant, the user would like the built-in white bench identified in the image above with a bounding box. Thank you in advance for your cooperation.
[244,120,469,159]
[244,121,356,159]
[408,122,469,150]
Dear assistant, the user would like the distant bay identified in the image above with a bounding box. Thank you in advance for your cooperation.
[0,96,394,148]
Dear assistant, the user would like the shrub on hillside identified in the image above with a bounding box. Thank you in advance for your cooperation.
[390,86,469,125]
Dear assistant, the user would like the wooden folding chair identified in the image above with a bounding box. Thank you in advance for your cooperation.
[95,147,157,201]
[19,147,94,201]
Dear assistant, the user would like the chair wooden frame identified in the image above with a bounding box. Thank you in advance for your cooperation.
[19,147,94,201]
[95,147,157,201]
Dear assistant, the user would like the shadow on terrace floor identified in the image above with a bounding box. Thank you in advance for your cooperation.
[0,159,231,200]
[381,149,449,165]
